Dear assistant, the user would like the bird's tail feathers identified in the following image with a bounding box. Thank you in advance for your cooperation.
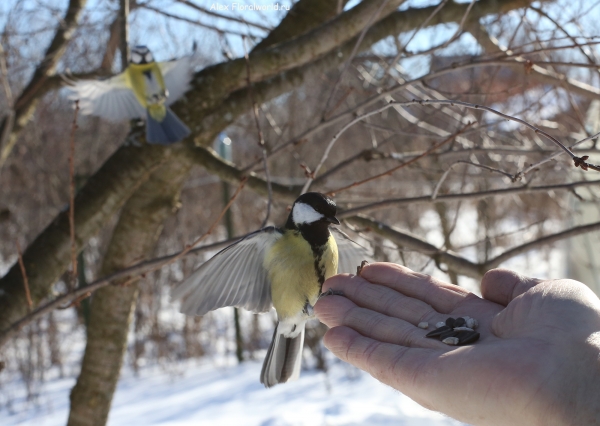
[260,322,304,388]
[146,107,190,145]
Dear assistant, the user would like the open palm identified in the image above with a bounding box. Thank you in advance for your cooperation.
[315,263,600,426]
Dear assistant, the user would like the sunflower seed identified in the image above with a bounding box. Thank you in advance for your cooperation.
[442,337,460,345]
[435,321,446,328]
[445,317,456,327]
[418,322,429,329]
[453,326,474,332]
[440,330,459,340]
[457,331,480,345]
[454,317,466,327]
[426,325,452,338]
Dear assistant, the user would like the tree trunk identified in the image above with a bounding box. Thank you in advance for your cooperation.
[67,162,189,426]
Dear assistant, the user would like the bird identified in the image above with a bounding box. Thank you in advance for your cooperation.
[67,45,192,145]
[171,192,369,387]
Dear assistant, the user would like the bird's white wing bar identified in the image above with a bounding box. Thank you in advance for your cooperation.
[67,73,146,120]
[159,56,193,105]
[172,227,283,316]
[332,228,373,274]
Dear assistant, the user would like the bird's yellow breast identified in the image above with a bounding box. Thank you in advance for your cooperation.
[264,231,338,319]
[125,63,166,109]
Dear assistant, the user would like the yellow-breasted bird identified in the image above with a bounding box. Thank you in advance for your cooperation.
[171,192,368,387]
[68,45,191,144]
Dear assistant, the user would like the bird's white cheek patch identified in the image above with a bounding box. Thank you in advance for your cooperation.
[292,202,324,224]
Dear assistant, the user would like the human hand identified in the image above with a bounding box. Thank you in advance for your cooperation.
[314,263,600,425]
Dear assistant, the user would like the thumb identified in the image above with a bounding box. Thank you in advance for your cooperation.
[480,268,542,306]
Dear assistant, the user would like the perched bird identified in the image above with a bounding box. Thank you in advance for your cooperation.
[171,192,368,387]
[68,45,192,144]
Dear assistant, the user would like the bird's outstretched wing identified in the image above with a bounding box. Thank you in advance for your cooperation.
[159,56,193,106]
[332,228,373,274]
[172,227,283,316]
[67,73,145,121]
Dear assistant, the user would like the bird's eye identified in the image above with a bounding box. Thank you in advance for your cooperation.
[131,52,142,64]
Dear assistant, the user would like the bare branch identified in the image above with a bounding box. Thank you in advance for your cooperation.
[0,0,87,168]
[243,37,272,227]
[346,215,483,278]
[68,101,79,290]
[484,221,600,270]
[339,179,600,218]
[432,160,517,200]
[175,0,272,31]
[138,4,257,37]
[0,178,247,349]
[322,0,391,119]
[328,122,475,195]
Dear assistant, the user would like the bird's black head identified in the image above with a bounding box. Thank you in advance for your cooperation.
[286,192,340,231]
[130,45,154,64]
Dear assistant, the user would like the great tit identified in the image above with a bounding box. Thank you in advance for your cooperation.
[171,192,367,387]
[68,45,191,145]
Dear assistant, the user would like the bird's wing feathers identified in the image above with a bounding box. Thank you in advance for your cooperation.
[159,56,193,105]
[172,227,282,316]
[67,73,146,120]
[332,228,373,274]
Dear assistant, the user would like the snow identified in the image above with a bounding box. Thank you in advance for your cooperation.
[2,354,465,426]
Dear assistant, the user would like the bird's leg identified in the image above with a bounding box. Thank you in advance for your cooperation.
[303,302,315,318]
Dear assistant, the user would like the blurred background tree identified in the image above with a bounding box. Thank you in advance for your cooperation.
[0,0,599,424]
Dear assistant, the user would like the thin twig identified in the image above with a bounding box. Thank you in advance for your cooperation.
[322,0,390,119]
[243,36,272,227]
[303,96,599,194]
[139,4,257,38]
[338,179,600,218]
[175,0,272,31]
[432,160,517,199]
[0,178,248,348]
[439,0,476,49]
[519,130,600,176]
[15,240,32,311]
[327,122,474,195]
[241,51,600,173]
[68,100,79,290]
[383,0,449,75]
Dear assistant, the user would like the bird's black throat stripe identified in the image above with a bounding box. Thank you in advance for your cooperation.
[143,70,153,80]
[294,222,330,289]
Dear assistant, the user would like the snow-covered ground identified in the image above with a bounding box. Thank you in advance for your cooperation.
[2,355,465,426]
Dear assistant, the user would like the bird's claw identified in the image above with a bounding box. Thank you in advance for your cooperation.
[356,260,370,276]
[319,288,345,298]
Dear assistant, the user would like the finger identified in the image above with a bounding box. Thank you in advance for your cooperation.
[315,294,448,349]
[323,326,439,408]
[359,263,471,313]
[321,273,448,327]
[480,269,542,306]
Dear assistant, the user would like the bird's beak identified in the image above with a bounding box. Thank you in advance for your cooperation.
[325,216,340,225]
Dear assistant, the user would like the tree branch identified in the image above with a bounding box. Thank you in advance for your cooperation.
[0,0,87,168]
